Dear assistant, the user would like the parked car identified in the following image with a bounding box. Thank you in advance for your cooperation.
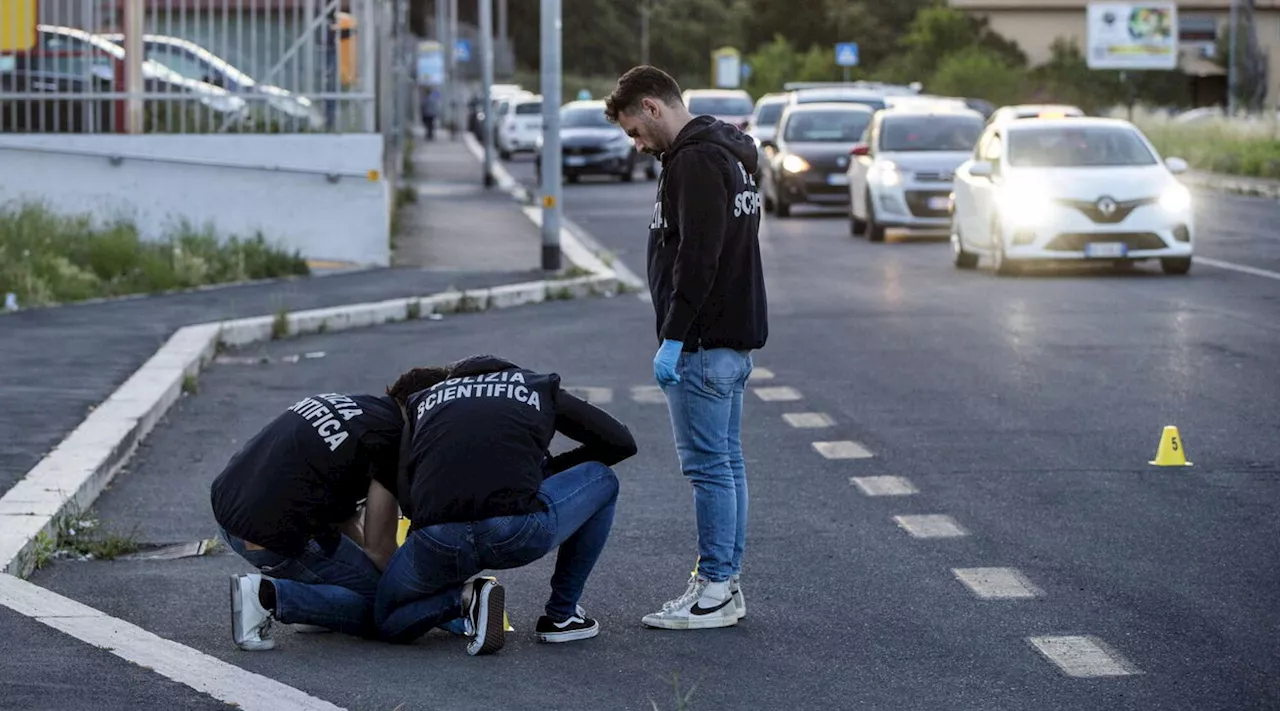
[534,100,657,182]
[847,108,985,241]
[682,88,754,129]
[761,102,875,217]
[470,83,525,135]
[100,33,323,131]
[950,117,1194,275]
[746,92,788,182]
[987,103,1085,125]
[1,25,246,133]
[497,94,542,159]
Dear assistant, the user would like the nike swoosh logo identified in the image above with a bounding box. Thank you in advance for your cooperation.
[689,598,733,615]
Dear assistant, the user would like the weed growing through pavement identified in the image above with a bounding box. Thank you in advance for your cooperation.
[31,530,56,570]
[552,265,595,280]
[51,511,140,562]
[406,299,422,320]
[181,373,199,395]
[649,672,698,711]
[271,307,290,339]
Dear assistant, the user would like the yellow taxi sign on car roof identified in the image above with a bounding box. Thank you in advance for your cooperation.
[1037,111,1067,119]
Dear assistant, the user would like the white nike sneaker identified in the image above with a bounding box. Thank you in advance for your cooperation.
[230,574,275,651]
[731,576,746,620]
[642,577,738,630]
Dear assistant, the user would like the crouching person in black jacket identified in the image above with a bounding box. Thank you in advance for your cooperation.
[375,355,638,655]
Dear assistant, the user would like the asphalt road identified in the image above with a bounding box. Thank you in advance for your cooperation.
[26,154,1280,710]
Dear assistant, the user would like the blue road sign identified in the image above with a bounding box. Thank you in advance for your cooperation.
[835,42,859,67]
[455,38,472,63]
[741,63,752,80]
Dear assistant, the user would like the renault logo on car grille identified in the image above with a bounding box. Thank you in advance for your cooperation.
[1096,196,1118,217]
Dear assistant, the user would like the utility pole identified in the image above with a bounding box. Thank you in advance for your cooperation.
[447,0,458,136]
[479,0,495,186]
[539,0,562,271]
[1227,0,1239,116]
[640,0,650,66]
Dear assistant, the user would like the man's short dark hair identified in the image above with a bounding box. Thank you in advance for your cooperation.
[604,65,683,123]
[386,366,450,407]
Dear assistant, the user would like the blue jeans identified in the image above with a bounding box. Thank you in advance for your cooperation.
[375,461,620,644]
[661,347,752,583]
[220,529,380,638]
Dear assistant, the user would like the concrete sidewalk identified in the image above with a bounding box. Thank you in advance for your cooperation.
[0,133,547,501]
[394,130,539,270]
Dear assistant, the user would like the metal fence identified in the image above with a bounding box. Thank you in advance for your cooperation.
[0,0,414,134]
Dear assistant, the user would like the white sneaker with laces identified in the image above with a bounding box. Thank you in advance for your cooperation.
[642,577,738,630]
[230,574,275,651]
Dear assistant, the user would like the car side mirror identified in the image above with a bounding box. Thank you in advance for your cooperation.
[1165,157,1188,175]
[850,143,870,156]
[968,161,994,178]
[759,139,776,151]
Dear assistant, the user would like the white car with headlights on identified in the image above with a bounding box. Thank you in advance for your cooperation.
[950,117,1194,275]
[847,107,985,241]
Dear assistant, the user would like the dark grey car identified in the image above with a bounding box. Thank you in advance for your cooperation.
[761,102,875,217]
[535,100,657,183]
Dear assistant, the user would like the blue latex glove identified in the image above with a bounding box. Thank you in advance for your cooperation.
[653,339,684,386]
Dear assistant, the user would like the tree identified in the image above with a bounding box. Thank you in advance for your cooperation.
[928,46,1026,107]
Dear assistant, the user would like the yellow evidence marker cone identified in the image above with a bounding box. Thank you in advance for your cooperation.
[397,520,515,632]
[1149,425,1192,466]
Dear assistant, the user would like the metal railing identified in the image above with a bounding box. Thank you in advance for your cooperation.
[0,0,395,134]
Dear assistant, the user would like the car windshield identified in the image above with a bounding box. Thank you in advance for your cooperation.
[515,101,542,115]
[783,110,872,142]
[688,96,753,116]
[754,102,785,126]
[560,106,611,128]
[1007,127,1157,167]
[880,115,983,152]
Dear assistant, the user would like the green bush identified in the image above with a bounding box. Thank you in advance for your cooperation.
[0,203,310,308]
[1127,108,1280,179]
[928,46,1027,108]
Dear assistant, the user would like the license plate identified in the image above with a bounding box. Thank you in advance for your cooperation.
[565,156,586,167]
[1084,242,1127,258]
[827,173,850,186]
[927,196,950,211]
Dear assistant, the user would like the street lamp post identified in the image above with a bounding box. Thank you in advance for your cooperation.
[539,0,562,271]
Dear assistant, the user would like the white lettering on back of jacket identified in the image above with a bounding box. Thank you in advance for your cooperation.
[732,160,762,218]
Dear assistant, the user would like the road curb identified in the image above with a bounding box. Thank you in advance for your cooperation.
[0,274,616,578]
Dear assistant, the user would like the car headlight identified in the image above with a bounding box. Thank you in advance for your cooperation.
[998,188,1055,226]
[1159,184,1191,213]
[874,161,901,187]
[782,154,810,173]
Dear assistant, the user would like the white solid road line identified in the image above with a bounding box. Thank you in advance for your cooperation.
[893,514,969,538]
[1027,635,1143,678]
[783,412,835,428]
[749,367,776,381]
[812,440,875,459]
[952,567,1044,599]
[563,386,612,404]
[1197,256,1280,282]
[0,574,345,711]
[753,386,803,402]
[851,476,918,496]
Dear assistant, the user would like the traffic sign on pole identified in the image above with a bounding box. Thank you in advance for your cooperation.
[835,42,859,67]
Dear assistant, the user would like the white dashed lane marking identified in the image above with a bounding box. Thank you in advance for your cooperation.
[893,514,969,538]
[812,440,874,459]
[1027,636,1143,678]
[851,476,917,496]
[783,412,834,428]
[748,367,775,381]
[753,386,802,402]
[952,567,1044,599]
[563,386,613,404]
[629,385,666,404]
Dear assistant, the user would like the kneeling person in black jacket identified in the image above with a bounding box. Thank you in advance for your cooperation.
[376,355,638,655]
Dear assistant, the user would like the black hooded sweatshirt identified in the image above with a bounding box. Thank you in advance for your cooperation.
[398,355,638,529]
[648,116,768,352]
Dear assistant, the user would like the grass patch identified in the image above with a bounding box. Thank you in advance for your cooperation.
[1123,108,1280,179]
[0,203,309,308]
[406,299,422,320]
[182,373,199,395]
[271,307,291,339]
[552,264,595,280]
[34,513,141,567]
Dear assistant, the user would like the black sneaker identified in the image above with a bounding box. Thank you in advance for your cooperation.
[535,605,600,643]
[464,578,506,656]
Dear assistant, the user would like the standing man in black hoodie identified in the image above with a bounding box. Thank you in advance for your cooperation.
[605,66,768,631]
[375,355,638,656]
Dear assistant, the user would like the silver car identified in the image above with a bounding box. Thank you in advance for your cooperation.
[847,108,985,241]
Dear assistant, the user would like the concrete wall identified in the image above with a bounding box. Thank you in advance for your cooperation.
[0,134,390,266]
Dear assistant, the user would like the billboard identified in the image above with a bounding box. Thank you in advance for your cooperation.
[1086,2,1178,70]
[417,40,444,87]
